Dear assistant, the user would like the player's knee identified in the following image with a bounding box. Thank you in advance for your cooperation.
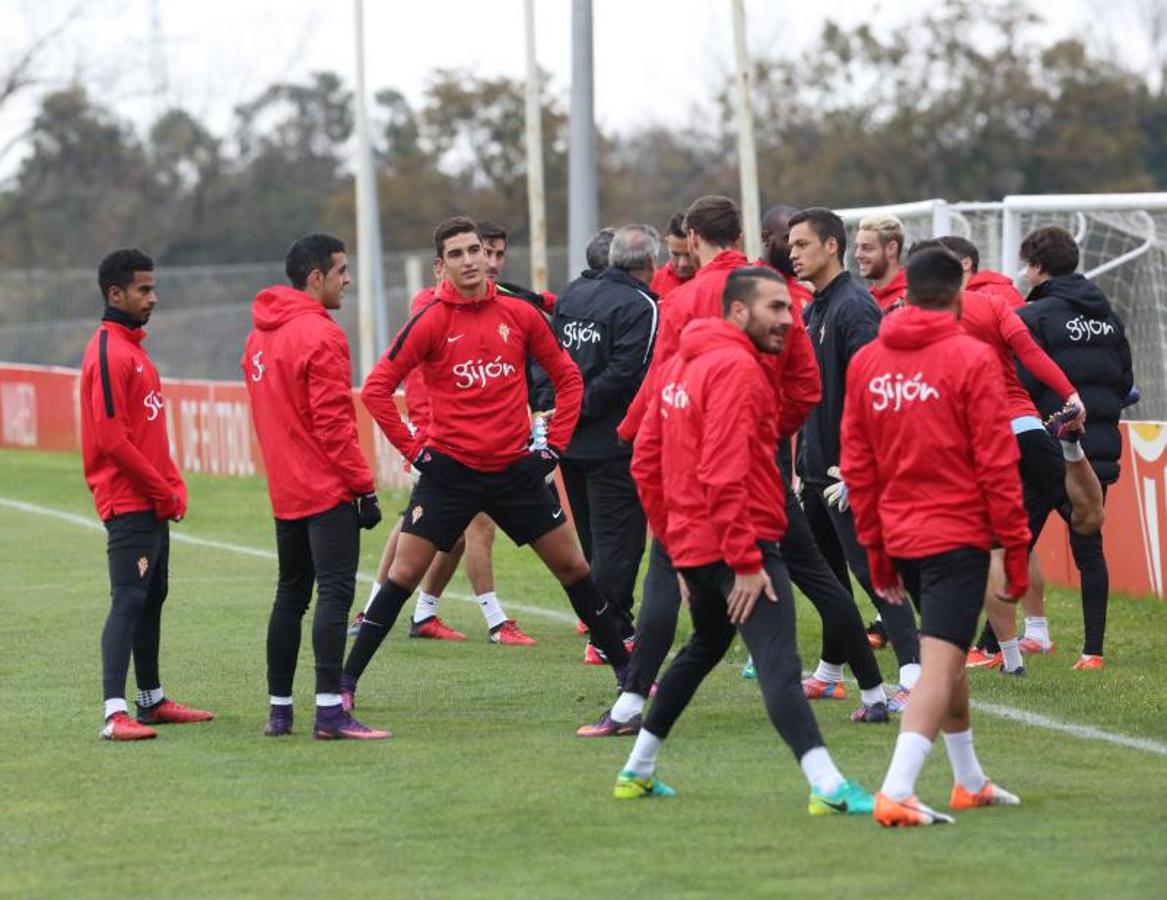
[555,555,591,586]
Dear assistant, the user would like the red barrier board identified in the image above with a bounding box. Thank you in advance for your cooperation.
[0,362,1162,600]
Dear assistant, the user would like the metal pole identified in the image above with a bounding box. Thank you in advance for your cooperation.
[523,0,549,292]
[568,0,598,278]
[731,0,762,261]
[353,0,388,377]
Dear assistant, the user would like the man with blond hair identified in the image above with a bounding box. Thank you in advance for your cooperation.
[855,214,907,314]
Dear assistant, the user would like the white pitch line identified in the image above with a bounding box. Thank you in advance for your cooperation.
[3,495,1164,755]
[0,497,577,624]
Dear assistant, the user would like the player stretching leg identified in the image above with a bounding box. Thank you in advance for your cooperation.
[342,218,630,712]
[82,249,213,740]
[244,235,389,740]
[613,268,873,815]
[841,248,1029,826]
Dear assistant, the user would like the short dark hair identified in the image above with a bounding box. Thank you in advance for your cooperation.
[788,207,846,263]
[1020,225,1079,277]
[905,247,964,310]
[666,211,686,239]
[721,266,784,315]
[285,234,345,290]
[906,238,944,257]
[683,195,741,247]
[937,235,980,272]
[98,248,154,303]
[477,219,508,244]
[585,227,617,271]
[433,216,480,258]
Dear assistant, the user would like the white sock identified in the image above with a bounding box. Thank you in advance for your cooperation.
[413,591,440,624]
[880,731,933,801]
[476,591,507,629]
[1000,638,1023,672]
[104,698,128,719]
[1061,440,1085,462]
[624,729,662,777]
[1023,616,1050,645]
[363,580,383,614]
[813,660,845,683]
[136,687,164,708]
[942,728,988,793]
[316,693,342,708]
[898,663,921,690]
[611,691,646,723]
[861,685,887,706]
[270,695,293,706]
[799,746,845,794]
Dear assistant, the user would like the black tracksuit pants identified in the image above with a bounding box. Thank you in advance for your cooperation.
[801,482,920,670]
[267,501,360,697]
[643,542,823,761]
[102,511,170,701]
[560,455,645,638]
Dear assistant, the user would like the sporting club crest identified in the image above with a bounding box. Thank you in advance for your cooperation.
[498,323,511,344]
[137,556,149,578]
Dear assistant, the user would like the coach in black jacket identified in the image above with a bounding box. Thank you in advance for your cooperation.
[1017,225,1135,663]
[550,224,660,639]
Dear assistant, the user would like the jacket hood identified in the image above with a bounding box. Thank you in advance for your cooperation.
[967,270,1014,289]
[1028,273,1110,312]
[436,278,498,306]
[251,285,328,331]
[700,249,751,274]
[678,317,756,362]
[879,304,964,350]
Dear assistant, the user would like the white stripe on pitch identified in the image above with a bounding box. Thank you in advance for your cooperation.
[2,494,1162,751]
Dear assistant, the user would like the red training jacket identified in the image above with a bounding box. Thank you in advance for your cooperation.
[959,290,1075,420]
[632,318,787,574]
[80,317,186,521]
[242,285,375,520]
[870,267,908,314]
[403,287,436,430]
[967,270,1024,309]
[649,260,691,300]
[841,305,1030,559]
[362,278,582,472]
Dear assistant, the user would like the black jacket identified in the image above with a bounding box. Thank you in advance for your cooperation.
[539,267,658,459]
[797,270,881,485]
[1017,274,1134,484]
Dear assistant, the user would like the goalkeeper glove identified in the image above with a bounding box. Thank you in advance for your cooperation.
[823,466,849,512]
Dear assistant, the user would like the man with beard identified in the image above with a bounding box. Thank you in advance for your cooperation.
[649,211,696,300]
[855,214,907,314]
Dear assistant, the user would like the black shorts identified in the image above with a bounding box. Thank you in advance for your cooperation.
[1017,428,1067,548]
[400,450,565,552]
[895,547,989,651]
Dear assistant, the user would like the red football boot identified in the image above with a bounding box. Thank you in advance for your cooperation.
[102,711,157,741]
[137,698,214,725]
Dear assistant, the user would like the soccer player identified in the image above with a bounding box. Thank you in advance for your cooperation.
[936,235,1026,307]
[82,248,213,741]
[908,239,1099,676]
[759,204,813,309]
[649,211,696,299]
[788,207,921,709]
[611,267,873,815]
[855,214,907,313]
[244,234,389,740]
[548,224,660,649]
[579,198,889,736]
[842,247,1029,826]
[342,217,631,709]
[357,250,534,646]
[1016,225,1134,669]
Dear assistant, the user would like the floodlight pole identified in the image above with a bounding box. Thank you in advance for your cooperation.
[353,0,388,377]
[731,0,762,261]
[568,0,598,278]
[523,0,549,292]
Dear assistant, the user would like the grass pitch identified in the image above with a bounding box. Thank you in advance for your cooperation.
[1,448,1165,898]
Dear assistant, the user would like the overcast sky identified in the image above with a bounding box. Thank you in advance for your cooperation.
[0,0,1150,175]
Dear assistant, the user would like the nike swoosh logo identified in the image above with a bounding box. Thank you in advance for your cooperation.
[447,334,464,343]
[819,798,847,812]
[552,509,564,519]
[135,365,144,372]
